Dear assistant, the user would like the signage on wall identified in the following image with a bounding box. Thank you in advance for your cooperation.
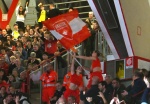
[126,57,133,69]
[2,14,8,21]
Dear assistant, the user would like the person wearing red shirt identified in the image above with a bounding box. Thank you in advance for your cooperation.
[63,53,83,104]
[44,31,57,58]
[75,50,103,89]
[0,56,9,75]
[40,63,57,104]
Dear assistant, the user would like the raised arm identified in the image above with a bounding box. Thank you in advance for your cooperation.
[25,2,28,14]
[16,2,21,16]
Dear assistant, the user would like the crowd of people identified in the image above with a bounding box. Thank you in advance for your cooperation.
[0,0,150,104]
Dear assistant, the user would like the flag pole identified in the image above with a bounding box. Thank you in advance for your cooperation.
[69,51,89,75]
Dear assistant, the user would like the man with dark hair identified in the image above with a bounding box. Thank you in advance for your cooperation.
[111,78,126,101]
[98,81,112,103]
[122,70,146,104]
[50,81,66,104]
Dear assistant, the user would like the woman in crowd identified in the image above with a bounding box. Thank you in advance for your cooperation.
[16,1,28,31]
[75,50,103,89]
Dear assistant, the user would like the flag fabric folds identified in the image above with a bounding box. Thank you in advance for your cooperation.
[42,10,91,50]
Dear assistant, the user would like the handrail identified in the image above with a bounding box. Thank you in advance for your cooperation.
[43,0,87,6]
[59,6,90,11]
[29,45,82,74]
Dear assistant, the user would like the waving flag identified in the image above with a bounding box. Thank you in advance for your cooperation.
[42,10,91,50]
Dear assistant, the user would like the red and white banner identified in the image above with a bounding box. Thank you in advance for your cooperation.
[42,10,91,50]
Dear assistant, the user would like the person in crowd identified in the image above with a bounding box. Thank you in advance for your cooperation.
[31,44,43,60]
[63,53,83,104]
[14,59,25,75]
[19,71,28,93]
[0,86,7,103]
[111,78,126,101]
[110,97,126,104]
[0,56,9,76]
[11,23,20,41]
[7,74,16,85]
[27,52,40,66]
[14,51,24,66]
[3,93,16,104]
[86,11,95,29]
[50,81,66,104]
[1,29,8,43]
[25,39,33,58]
[16,46,27,60]
[43,31,57,59]
[4,35,16,49]
[16,1,28,31]
[105,75,113,93]
[75,50,103,89]
[25,25,31,33]
[12,69,20,82]
[15,92,31,104]
[5,25,12,35]
[67,95,77,104]
[98,81,112,103]
[122,70,146,104]
[40,63,57,104]
[63,65,71,90]
[68,7,74,12]
[82,76,104,104]
[29,61,41,84]
[56,97,67,104]
[36,3,47,29]
[54,41,67,69]
[47,2,62,19]
[141,71,150,104]
[8,56,17,75]
[0,68,8,82]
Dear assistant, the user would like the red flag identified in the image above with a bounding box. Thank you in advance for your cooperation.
[42,10,91,50]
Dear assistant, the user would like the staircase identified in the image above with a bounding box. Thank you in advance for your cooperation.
[24,0,37,26]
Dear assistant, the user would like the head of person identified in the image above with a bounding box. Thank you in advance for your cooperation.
[8,74,16,82]
[132,69,144,80]
[45,63,53,73]
[33,44,39,51]
[92,50,100,57]
[93,20,100,30]
[98,81,107,91]
[0,86,6,94]
[20,71,26,80]
[40,5,44,10]
[44,31,53,40]
[56,81,63,91]
[75,66,82,74]
[68,7,74,12]
[7,35,13,41]
[4,93,14,103]
[89,11,94,19]
[6,25,11,30]
[68,95,76,104]
[8,86,15,94]
[30,52,36,59]
[42,52,49,60]
[105,75,112,84]
[13,23,18,30]
[92,76,99,85]
[12,69,19,77]
[112,78,121,89]
[10,56,17,63]
[2,29,7,35]
[49,3,55,10]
